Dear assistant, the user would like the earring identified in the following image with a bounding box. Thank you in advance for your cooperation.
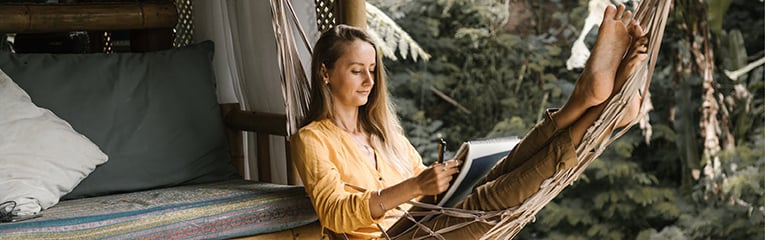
[324,80,329,85]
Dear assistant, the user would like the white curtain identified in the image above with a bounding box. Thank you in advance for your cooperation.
[193,0,318,184]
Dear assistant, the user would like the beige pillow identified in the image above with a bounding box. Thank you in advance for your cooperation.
[0,68,108,217]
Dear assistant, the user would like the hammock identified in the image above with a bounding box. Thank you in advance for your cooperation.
[386,0,672,239]
[269,0,313,136]
[272,0,672,239]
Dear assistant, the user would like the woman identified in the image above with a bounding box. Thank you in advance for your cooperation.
[290,4,648,239]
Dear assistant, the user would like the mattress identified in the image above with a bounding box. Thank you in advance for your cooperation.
[0,180,318,239]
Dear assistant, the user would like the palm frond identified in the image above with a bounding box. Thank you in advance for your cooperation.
[366,3,431,62]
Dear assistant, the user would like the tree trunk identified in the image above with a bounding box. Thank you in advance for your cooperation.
[675,0,736,199]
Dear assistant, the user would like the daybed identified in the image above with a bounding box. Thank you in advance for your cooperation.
[0,2,320,239]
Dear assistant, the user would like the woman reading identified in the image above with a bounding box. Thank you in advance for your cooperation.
[291,4,648,239]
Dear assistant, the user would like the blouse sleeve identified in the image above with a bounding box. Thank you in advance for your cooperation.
[406,139,427,176]
[290,129,378,233]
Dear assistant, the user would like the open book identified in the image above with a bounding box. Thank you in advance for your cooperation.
[387,137,520,236]
[434,136,520,208]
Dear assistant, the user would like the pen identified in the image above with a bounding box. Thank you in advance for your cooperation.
[435,138,446,203]
[437,138,446,164]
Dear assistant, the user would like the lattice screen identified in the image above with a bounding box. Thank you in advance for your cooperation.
[99,1,328,50]
[173,0,194,48]
[99,0,193,53]
[315,0,337,33]
[102,32,112,53]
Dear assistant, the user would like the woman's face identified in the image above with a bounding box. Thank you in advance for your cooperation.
[325,39,376,111]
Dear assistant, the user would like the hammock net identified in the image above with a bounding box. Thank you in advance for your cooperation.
[272,0,673,239]
[388,1,672,239]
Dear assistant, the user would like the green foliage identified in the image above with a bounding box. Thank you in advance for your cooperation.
[384,0,578,153]
[374,0,764,239]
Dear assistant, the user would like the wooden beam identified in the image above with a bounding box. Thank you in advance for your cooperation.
[224,110,288,137]
[224,109,288,183]
[337,0,367,30]
[0,2,177,33]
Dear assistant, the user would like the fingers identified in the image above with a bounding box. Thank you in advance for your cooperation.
[437,161,460,191]
[418,161,461,195]
[430,159,461,170]
[431,161,459,176]
[443,159,462,169]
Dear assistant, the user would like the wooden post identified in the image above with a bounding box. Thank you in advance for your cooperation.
[286,140,302,185]
[337,0,367,30]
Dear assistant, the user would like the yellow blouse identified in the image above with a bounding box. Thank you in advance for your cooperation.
[290,119,425,239]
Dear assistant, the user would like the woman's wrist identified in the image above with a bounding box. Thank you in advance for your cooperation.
[376,189,386,211]
[404,177,424,197]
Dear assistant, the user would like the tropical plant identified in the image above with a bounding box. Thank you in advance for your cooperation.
[371,0,764,238]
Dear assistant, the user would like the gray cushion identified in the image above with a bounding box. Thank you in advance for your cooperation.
[0,41,239,199]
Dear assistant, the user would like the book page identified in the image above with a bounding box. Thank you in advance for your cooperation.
[437,137,520,207]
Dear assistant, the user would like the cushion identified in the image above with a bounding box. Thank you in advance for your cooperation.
[0,180,318,239]
[0,41,239,199]
[0,68,108,216]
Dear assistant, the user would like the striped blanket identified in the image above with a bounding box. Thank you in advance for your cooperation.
[0,180,317,239]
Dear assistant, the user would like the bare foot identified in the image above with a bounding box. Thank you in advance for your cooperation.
[552,4,633,131]
[614,20,648,94]
[572,4,633,108]
[614,20,648,127]
[568,11,649,147]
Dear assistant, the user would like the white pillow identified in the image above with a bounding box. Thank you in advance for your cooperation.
[0,68,108,217]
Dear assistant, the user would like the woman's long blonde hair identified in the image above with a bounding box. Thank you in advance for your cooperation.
[303,24,414,178]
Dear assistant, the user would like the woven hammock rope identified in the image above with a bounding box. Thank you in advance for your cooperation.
[270,0,313,136]
[387,0,672,239]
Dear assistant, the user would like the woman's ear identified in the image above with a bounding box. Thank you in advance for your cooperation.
[321,64,330,84]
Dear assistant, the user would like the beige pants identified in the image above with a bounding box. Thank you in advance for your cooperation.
[393,110,578,239]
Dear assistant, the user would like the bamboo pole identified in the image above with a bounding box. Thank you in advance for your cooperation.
[337,0,367,30]
[0,2,177,33]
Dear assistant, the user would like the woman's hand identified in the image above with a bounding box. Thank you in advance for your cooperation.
[413,160,461,196]
[370,159,461,219]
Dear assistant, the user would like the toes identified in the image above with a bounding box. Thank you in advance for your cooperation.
[636,44,648,54]
[626,47,649,66]
[627,20,638,35]
[631,38,648,52]
[622,11,633,24]
[614,4,626,20]
[622,33,647,59]
[603,4,617,20]
[633,39,649,56]
[628,20,647,38]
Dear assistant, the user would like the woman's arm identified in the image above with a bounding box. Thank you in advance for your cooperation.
[291,128,459,230]
[369,160,460,219]
[292,130,382,232]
